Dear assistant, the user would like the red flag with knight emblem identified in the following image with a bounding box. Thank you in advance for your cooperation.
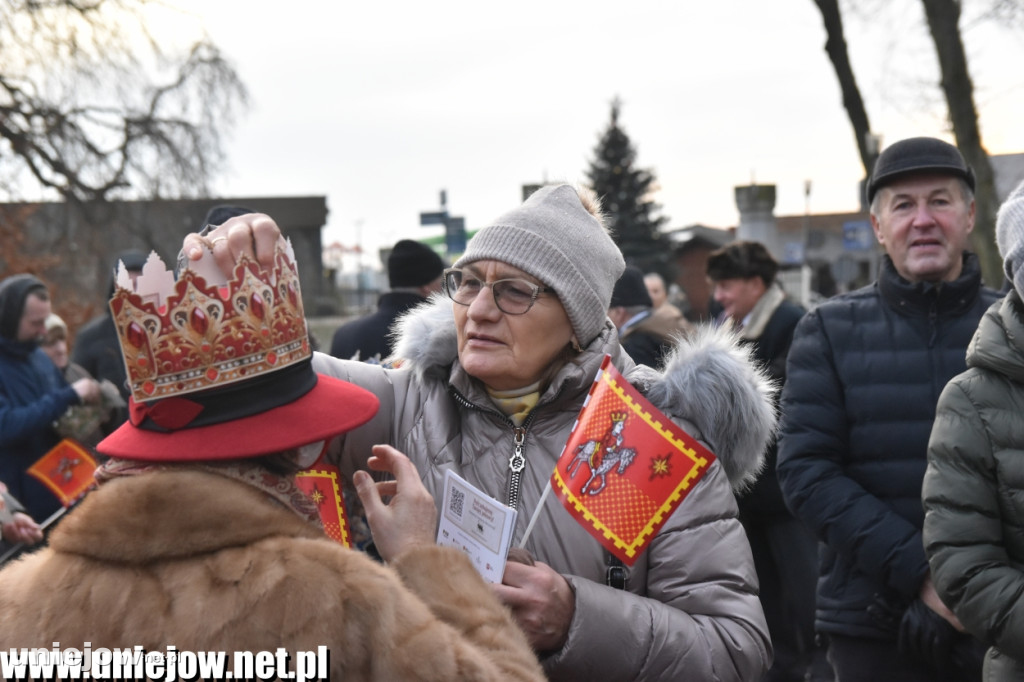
[552,355,716,566]
[295,458,352,547]
[27,439,98,507]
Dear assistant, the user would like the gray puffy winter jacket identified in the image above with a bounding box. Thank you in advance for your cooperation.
[316,297,776,681]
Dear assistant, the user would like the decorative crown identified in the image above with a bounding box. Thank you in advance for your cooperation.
[110,241,310,403]
[610,412,627,423]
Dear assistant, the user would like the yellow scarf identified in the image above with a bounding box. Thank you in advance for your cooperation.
[487,382,541,427]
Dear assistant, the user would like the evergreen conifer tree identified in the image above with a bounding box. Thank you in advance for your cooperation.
[586,97,669,264]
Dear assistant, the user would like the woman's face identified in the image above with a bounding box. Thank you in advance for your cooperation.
[454,260,575,391]
[42,338,68,370]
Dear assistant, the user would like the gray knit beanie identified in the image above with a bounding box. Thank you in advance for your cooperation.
[996,178,1024,298]
[453,184,625,346]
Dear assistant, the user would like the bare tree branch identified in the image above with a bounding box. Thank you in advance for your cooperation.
[0,0,248,204]
[813,0,877,178]
[921,0,1002,286]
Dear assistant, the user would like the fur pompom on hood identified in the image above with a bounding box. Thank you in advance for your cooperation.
[389,297,776,491]
[388,292,459,378]
[635,324,777,492]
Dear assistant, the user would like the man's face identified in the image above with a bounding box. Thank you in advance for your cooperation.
[644,274,667,308]
[871,174,975,283]
[18,294,51,343]
[712,276,765,323]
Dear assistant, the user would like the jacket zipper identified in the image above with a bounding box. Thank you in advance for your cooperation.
[449,386,538,511]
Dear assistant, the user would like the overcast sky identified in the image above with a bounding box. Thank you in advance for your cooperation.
[166,0,1024,266]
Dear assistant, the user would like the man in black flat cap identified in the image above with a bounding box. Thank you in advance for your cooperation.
[777,137,997,681]
[330,239,445,363]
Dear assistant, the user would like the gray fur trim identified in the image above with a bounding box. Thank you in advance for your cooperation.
[387,293,458,382]
[645,324,778,492]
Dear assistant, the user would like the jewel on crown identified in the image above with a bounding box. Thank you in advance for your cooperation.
[110,239,311,403]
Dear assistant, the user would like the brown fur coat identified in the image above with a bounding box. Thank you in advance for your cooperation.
[0,468,543,681]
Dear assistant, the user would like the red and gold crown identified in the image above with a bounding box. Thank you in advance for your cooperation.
[109,242,310,403]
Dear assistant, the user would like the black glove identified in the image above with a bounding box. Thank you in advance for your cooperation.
[866,592,903,636]
[898,598,959,668]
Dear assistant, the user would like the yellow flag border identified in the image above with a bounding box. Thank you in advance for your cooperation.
[26,439,97,507]
[555,368,711,557]
[295,468,351,548]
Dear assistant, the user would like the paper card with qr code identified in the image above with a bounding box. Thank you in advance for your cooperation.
[436,469,517,583]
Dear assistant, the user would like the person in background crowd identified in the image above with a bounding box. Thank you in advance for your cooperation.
[40,313,125,449]
[330,239,445,363]
[923,178,1024,680]
[777,137,998,682]
[186,184,778,682]
[0,240,545,682]
[608,265,692,368]
[71,249,147,430]
[0,274,100,522]
[645,270,691,333]
[0,480,42,548]
[706,240,830,682]
[644,271,670,309]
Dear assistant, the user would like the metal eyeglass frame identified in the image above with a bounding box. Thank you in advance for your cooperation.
[442,267,554,315]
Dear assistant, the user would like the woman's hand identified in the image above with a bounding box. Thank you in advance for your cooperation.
[182,213,285,275]
[2,512,43,546]
[353,444,438,562]
[493,560,575,652]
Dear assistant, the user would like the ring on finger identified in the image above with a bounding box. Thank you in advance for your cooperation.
[210,236,228,247]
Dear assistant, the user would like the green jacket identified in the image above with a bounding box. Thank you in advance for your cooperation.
[924,291,1024,679]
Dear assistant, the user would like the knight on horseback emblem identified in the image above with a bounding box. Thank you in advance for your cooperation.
[566,411,638,495]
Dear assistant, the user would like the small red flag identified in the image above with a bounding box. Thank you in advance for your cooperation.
[295,459,352,547]
[552,355,716,566]
[27,439,98,507]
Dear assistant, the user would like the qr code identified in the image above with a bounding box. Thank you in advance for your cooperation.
[448,486,465,518]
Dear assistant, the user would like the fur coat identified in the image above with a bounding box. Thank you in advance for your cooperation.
[0,467,544,682]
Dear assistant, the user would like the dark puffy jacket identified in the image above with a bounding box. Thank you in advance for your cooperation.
[737,286,805,516]
[777,253,1001,638]
[0,339,79,521]
[329,292,428,362]
[924,291,1024,679]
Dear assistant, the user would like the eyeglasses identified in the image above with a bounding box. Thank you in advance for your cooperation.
[443,268,553,315]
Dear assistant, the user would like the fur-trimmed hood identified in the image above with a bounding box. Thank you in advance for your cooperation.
[390,296,777,491]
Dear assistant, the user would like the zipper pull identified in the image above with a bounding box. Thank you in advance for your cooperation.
[509,427,526,473]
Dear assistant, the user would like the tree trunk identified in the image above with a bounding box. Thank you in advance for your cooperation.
[812,0,877,181]
[921,0,1004,288]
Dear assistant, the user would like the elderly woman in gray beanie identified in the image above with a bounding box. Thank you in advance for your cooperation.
[923,179,1024,681]
[185,185,775,681]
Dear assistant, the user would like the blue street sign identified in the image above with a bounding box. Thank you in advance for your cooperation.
[446,216,466,254]
[420,211,448,226]
[843,220,875,251]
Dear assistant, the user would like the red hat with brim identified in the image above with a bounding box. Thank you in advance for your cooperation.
[97,359,378,462]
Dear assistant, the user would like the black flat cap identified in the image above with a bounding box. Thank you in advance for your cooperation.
[867,137,975,204]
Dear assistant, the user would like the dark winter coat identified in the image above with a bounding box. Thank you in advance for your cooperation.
[619,306,693,369]
[777,253,1001,638]
[0,275,80,521]
[924,291,1024,679]
[329,291,428,362]
[71,313,126,402]
[736,284,805,516]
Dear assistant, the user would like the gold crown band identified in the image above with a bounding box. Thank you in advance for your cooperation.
[110,246,310,403]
